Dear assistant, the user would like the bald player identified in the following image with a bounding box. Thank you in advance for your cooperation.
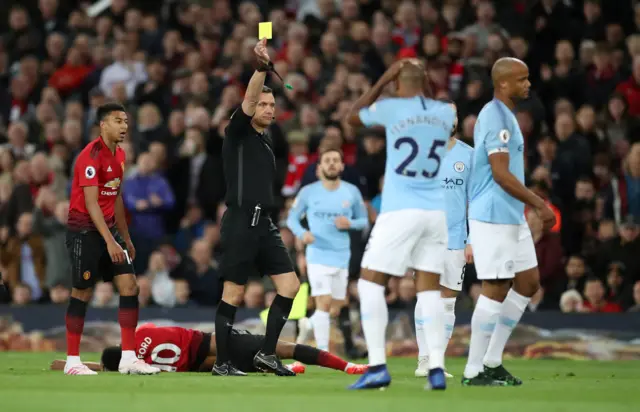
[462,58,555,386]
[345,59,457,390]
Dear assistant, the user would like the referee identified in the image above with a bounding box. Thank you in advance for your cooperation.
[212,39,300,377]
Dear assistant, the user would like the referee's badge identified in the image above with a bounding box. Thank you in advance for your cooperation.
[85,166,96,179]
[342,200,351,208]
[454,161,465,173]
[499,129,511,143]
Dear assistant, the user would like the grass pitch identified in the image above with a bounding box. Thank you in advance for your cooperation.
[1,353,638,412]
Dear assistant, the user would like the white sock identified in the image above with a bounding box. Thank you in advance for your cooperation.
[66,355,81,366]
[414,300,428,357]
[357,278,388,366]
[484,289,530,368]
[417,290,445,370]
[463,295,502,379]
[442,297,457,353]
[311,310,330,351]
[120,350,137,363]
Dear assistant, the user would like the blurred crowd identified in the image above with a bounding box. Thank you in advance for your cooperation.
[0,0,639,315]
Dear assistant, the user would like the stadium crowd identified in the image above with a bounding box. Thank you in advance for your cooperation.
[0,0,639,314]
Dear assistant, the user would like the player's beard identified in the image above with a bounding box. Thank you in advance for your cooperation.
[322,170,340,181]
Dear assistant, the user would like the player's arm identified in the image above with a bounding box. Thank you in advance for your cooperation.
[349,189,369,230]
[50,360,102,371]
[487,137,556,230]
[84,186,126,263]
[286,189,312,243]
[115,191,135,261]
[345,59,408,128]
[241,40,270,117]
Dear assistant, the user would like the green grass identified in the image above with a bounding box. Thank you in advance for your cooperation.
[1,353,638,412]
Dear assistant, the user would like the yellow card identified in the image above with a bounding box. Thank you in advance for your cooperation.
[258,22,273,40]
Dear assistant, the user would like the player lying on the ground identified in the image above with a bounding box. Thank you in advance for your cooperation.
[50,323,368,375]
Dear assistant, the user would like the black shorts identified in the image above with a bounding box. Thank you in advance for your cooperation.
[219,206,294,285]
[228,329,264,373]
[66,227,135,289]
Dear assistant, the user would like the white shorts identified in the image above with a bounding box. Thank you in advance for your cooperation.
[469,220,537,280]
[307,264,349,300]
[440,249,466,292]
[361,209,448,276]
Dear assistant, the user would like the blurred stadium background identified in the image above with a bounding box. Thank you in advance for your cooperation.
[0,0,639,365]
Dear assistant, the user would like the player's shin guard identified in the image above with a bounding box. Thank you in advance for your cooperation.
[119,295,139,360]
[263,294,294,354]
[414,301,428,357]
[215,301,237,364]
[311,310,330,351]
[66,297,88,362]
[443,297,457,351]
[463,295,502,379]
[417,291,445,370]
[293,344,348,372]
[357,279,387,366]
[484,289,529,368]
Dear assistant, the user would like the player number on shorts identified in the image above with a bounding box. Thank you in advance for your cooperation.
[394,138,446,178]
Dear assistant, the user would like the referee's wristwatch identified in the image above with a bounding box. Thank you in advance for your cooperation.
[256,61,274,72]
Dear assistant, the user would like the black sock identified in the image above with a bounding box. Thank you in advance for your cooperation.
[215,301,237,364]
[338,306,355,352]
[262,294,293,355]
[293,344,320,365]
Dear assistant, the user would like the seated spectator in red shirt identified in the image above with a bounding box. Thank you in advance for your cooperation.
[48,47,93,97]
[582,277,623,313]
[615,56,640,117]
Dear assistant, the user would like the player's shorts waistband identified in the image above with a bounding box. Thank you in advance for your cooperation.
[190,332,211,372]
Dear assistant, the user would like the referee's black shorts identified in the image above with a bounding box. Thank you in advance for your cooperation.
[66,226,135,289]
[219,205,294,285]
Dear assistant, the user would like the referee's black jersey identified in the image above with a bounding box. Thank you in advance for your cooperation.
[222,106,276,208]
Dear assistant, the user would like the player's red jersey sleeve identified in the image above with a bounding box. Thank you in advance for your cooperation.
[75,149,100,187]
[135,326,205,372]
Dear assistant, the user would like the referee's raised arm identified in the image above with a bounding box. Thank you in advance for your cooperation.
[213,38,300,378]
[225,38,271,138]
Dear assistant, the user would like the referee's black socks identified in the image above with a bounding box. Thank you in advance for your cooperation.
[262,294,294,355]
[215,300,237,364]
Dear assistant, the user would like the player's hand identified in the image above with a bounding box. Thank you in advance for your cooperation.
[380,59,409,85]
[334,216,351,230]
[254,38,270,66]
[125,239,136,262]
[464,244,474,264]
[149,194,163,207]
[302,231,315,245]
[535,203,556,232]
[107,240,127,264]
[135,199,149,211]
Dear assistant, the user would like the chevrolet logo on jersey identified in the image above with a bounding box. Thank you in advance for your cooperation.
[104,178,121,190]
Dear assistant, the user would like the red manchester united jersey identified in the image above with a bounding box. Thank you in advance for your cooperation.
[68,137,126,230]
[135,324,205,372]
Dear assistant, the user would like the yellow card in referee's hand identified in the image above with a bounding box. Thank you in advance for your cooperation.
[258,22,272,40]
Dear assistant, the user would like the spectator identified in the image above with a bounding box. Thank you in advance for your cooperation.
[123,151,175,273]
[91,281,118,308]
[11,283,32,306]
[180,239,222,307]
[147,251,176,308]
[49,284,70,305]
[0,212,46,301]
[628,281,640,312]
[582,277,622,313]
[33,190,70,288]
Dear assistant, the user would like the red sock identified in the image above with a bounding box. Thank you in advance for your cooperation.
[119,296,139,351]
[317,350,348,372]
[66,297,87,356]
